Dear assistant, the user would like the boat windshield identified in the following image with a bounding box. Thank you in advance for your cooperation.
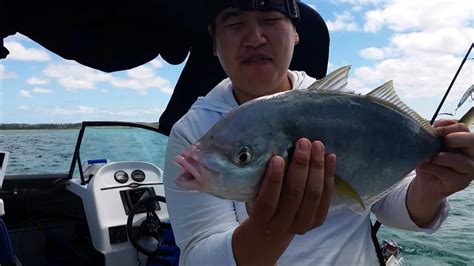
[70,123,168,180]
[1,123,168,177]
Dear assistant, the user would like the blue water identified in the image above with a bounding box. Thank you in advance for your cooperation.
[0,129,473,264]
[0,128,168,174]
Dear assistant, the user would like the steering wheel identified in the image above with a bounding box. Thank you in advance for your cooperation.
[126,195,167,257]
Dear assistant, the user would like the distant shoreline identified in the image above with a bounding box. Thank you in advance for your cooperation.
[0,123,82,130]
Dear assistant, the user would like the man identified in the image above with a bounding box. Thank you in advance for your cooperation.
[163,0,474,265]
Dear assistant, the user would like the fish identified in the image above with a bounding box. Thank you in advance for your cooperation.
[174,66,442,212]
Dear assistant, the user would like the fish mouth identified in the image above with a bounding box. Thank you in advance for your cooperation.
[175,144,214,191]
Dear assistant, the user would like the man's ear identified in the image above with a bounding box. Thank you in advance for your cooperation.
[294,31,300,45]
[208,25,217,56]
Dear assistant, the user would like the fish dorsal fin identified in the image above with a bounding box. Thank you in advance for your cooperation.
[308,65,351,92]
[367,81,437,136]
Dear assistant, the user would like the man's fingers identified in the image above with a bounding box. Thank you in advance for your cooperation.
[444,132,474,157]
[248,156,285,223]
[418,162,471,183]
[270,138,312,232]
[290,141,326,233]
[433,119,457,127]
[313,153,336,227]
[435,122,470,136]
[428,152,474,176]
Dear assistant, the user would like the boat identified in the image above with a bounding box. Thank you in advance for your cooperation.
[12,1,474,265]
[0,2,335,265]
[1,121,180,265]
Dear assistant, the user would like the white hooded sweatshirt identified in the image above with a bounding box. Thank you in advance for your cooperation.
[163,70,449,265]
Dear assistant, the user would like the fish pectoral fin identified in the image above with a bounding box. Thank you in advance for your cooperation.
[334,175,366,211]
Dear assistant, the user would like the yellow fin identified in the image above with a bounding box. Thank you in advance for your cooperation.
[459,107,474,126]
[334,175,365,211]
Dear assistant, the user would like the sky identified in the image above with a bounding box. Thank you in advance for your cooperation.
[0,0,473,124]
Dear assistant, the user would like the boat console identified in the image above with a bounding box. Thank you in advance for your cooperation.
[0,151,9,187]
[67,160,168,265]
[0,151,9,216]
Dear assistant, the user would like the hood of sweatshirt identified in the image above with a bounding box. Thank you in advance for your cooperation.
[189,70,316,114]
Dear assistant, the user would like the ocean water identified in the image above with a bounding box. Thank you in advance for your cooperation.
[0,128,168,174]
[0,129,473,265]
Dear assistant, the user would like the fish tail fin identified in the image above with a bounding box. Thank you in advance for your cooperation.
[334,175,366,213]
[307,65,351,92]
[367,81,438,137]
[459,107,474,126]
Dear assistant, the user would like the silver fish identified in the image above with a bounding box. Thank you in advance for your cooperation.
[175,66,442,212]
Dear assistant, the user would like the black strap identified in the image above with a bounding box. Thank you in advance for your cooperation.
[370,220,385,266]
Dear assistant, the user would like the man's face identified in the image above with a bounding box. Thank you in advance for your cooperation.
[212,8,299,103]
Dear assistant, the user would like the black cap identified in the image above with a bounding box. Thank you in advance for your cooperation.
[209,0,300,24]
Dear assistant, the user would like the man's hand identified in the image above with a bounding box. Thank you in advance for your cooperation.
[408,120,473,227]
[247,138,336,235]
[232,138,336,265]
[416,120,473,199]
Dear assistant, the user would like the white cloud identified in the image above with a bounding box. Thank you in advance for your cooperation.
[42,106,165,122]
[27,77,49,85]
[110,75,174,95]
[350,56,473,100]
[4,41,51,61]
[326,11,358,32]
[160,87,174,95]
[32,87,52,94]
[363,9,385,33]
[352,0,474,108]
[359,47,397,60]
[127,66,155,80]
[111,107,164,117]
[51,106,97,115]
[363,1,473,33]
[150,59,164,68]
[390,28,473,57]
[42,61,174,94]
[110,65,174,95]
[43,61,113,90]
[4,33,30,42]
[18,90,32,97]
[329,0,381,13]
[16,105,31,111]
[0,65,17,79]
[59,77,95,90]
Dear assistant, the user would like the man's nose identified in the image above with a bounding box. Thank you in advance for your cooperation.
[243,24,267,47]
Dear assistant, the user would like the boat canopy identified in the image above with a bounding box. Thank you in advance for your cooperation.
[0,0,330,136]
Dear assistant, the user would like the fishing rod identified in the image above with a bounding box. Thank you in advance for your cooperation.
[430,42,473,125]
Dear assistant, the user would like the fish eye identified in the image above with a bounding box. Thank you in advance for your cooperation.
[236,147,252,165]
